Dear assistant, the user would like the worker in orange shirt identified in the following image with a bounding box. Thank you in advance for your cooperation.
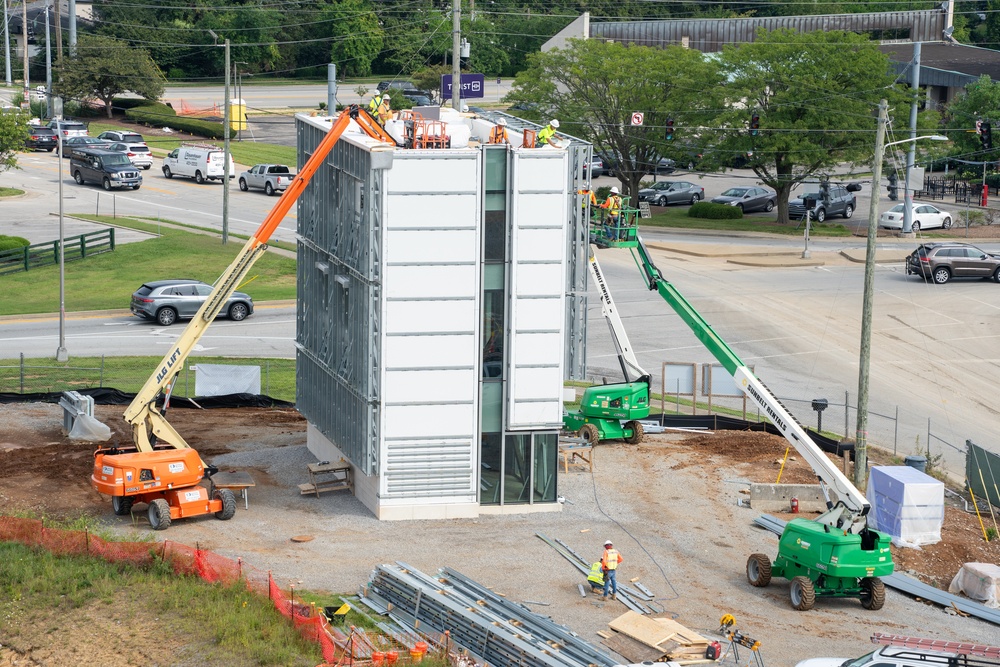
[577,187,597,218]
[601,540,622,600]
[488,117,510,144]
[600,186,623,239]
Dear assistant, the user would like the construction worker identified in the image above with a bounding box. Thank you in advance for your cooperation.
[489,118,510,145]
[600,186,623,239]
[537,119,560,147]
[587,562,605,594]
[376,94,393,126]
[601,540,622,601]
[368,92,383,116]
[577,188,598,218]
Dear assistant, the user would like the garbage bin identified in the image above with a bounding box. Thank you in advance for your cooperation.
[904,455,927,473]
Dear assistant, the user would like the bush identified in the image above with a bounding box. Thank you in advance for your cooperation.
[688,202,743,219]
[125,102,234,140]
[0,235,30,252]
[113,97,154,111]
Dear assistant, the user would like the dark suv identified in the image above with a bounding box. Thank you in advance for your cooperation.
[25,126,57,151]
[906,242,1000,284]
[70,148,142,190]
[788,185,856,222]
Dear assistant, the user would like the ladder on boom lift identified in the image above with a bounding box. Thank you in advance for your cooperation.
[873,633,1000,660]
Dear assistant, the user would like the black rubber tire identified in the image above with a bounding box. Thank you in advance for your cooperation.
[790,576,816,611]
[163,166,172,179]
[102,178,112,191]
[265,182,275,196]
[911,221,921,232]
[690,193,700,204]
[942,217,952,230]
[624,420,644,444]
[195,170,205,184]
[860,577,885,610]
[814,208,826,223]
[933,267,951,285]
[143,165,151,170]
[239,178,248,191]
[156,307,178,326]
[579,423,600,446]
[764,200,775,212]
[844,204,854,219]
[214,489,237,521]
[746,553,772,587]
[994,267,1000,283]
[735,204,744,213]
[46,147,54,152]
[148,499,172,530]
[228,302,249,321]
[73,171,84,185]
[112,495,134,516]
[657,195,667,207]
[132,185,141,190]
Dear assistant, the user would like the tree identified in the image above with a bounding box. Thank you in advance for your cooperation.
[56,35,164,118]
[944,75,1000,164]
[506,38,724,198]
[713,29,905,223]
[0,111,30,172]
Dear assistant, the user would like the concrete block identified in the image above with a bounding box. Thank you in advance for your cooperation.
[749,483,838,513]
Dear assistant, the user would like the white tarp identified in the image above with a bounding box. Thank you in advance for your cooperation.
[194,364,261,397]
[867,465,944,547]
[949,562,1000,608]
[68,413,112,442]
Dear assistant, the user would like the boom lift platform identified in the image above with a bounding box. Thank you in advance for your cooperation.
[591,236,893,609]
[92,106,393,530]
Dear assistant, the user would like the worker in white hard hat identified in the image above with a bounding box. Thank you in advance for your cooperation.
[368,91,384,116]
[600,186,624,240]
[537,119,560,147]
[488,117,510,145]
[601,540,622,601]
[376,94,393,126]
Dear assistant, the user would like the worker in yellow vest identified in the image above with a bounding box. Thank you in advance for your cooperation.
[577,188,598,218]
[489,117,510,145]
[587,562,605,594]
[376,94,393,126]
[537,119,560,147]
[601,540,622,600]
[600,187,623,240]
[368,92,383,116]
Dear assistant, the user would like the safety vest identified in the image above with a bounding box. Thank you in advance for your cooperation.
[604,195,622,215]
[489,126,509,144]
[537,125,555,145]
[368,94,382,115]
[377,99,392,123]
[588,562,605,586]
[602,548,621,571]
[577,189,597,207]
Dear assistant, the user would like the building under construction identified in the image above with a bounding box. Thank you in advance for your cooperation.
[294,107,590,520]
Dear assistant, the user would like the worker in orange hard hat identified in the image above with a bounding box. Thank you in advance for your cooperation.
[601,540,622,601]
[489,117,510,145]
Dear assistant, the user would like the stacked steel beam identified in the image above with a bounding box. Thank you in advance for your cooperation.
[361,562,616,667]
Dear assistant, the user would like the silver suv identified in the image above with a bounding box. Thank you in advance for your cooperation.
[788,185,857,222]
[906,242,1000,284]
[130,279,254,326]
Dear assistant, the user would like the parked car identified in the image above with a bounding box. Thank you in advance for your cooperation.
[905,242,1000,284]
[97,130,146,145]
[583,156,604,179]
[711,186,776,213]
[130,279,254,326]
[47,119,88,139]
[61,136,112,158]
[403,93,434,107]
[795,643,978,667]
[879,203,952,231]
[70,148,142,191]
[788,185,857,222]
[600,153,675,177]
[25,125,57,151]
[376,80,420,95]
[239,164,294,196]
[107,142,153,170]
[638,180,704,206]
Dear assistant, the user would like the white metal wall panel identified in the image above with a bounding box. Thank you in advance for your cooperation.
[380,152,481,502]
[506,150,568,430]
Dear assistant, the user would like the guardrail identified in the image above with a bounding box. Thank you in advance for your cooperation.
[0,228,115,275]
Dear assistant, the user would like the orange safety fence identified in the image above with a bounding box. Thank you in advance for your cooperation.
[177,99,222,117]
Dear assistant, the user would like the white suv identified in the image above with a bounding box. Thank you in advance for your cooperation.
[797,645,989,667]
[108,142,153,170]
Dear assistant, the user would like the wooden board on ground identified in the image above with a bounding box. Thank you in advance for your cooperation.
[602,631,667,663]
[650,617,709,646]
[609,611,684,648]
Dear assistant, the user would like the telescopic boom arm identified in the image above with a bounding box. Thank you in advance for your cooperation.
[587,247,649,385]
[123,106,392,452]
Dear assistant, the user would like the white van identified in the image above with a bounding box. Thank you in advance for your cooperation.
[162,143,236,184]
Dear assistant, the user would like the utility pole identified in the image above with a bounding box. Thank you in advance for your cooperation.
[54,0,61,64]
[56,132,67,362]
[3,0,11,86]
[22,0,28,102]
[222,38,230,245]
[451,0,460,111]
[855,98,888,490]
[902,42,921,235]
[44,3,50,119]
[67,0,75,53]
[327,63,336,115]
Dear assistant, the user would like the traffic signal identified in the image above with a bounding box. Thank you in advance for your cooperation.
[982,122,993,150]
[665,118,675,141]
[750,112,760,137]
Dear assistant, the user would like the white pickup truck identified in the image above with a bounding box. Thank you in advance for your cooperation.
[238,163,294,196]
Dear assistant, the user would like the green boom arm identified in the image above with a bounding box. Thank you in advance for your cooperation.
[631,237,871,528]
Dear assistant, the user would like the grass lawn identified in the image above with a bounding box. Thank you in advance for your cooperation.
[642,206,854,236]
[0,187,25,197]
[0,215,297,316]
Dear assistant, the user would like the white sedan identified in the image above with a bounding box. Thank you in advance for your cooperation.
[879,203,952,231]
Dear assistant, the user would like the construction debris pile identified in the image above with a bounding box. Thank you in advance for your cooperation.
[604,611,712,663]
[359,562,616,667]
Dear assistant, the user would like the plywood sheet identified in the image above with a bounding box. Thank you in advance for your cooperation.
[608,611,678,648]
[601,631,666,663]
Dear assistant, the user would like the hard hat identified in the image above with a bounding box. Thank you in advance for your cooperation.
[462,104,469,112]
[610,186,619,194]
[604,540,613,546]
[498,117,507,126]
[550,119,560,128]
[383,94,390,101]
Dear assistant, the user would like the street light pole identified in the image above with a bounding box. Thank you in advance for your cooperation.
[56,133,67,362]
[3,0,12,87]
[222,37,230,245]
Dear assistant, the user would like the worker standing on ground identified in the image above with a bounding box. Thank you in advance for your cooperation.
[376,94,393,126]
[600,187,623,239]
[587,561,605,594]
[601,540,622,600]
[537,119,560,147]
[489,118,510,145]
